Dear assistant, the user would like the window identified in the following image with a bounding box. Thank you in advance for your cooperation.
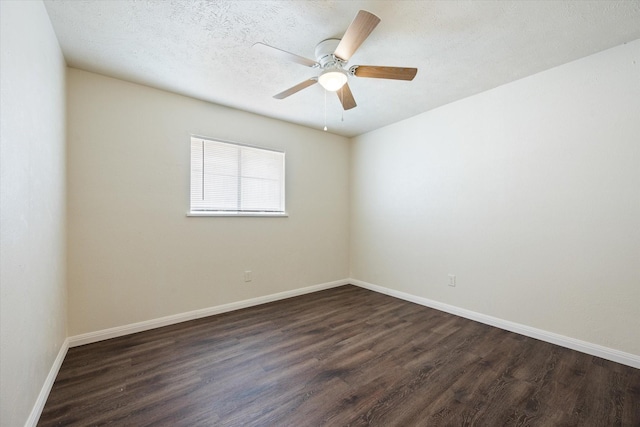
[189,136,286,216]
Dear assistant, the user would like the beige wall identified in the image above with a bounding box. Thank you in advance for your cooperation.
[0,1,68,426]
[351,40,640,356]
[66,69,350,335]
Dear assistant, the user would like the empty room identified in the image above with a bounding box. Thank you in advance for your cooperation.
[1,0,639,426]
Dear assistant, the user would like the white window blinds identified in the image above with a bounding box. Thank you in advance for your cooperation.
[190,137,285,214]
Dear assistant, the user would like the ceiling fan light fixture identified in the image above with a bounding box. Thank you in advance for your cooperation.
[318,68,348,91]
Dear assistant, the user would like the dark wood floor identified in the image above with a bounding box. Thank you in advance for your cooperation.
[39,285,639,426]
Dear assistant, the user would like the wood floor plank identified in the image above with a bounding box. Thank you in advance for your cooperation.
[38,285,640,426]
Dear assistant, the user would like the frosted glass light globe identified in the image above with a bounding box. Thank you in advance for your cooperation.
[318,69,348,91]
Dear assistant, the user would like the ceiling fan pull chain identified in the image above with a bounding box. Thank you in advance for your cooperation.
[324,89,328,131]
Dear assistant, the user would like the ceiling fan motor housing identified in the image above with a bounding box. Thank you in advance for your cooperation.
[315,38,346,69]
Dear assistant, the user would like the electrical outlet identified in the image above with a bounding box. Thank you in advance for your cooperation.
[244,270,252,282]
[448,274,456,287]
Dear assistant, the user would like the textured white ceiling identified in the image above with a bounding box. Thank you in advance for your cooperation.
[44,0,640,137]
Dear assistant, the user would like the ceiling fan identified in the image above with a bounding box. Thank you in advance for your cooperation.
[253,10,417,110]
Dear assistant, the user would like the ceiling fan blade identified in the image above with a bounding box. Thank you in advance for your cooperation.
[253,42,319,68]
[336,83,357,110]
[352,66,418,81]
[334,10,381,61]
[273,78,318,99]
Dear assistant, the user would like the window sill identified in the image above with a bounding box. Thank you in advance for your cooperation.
[187,211,288,217]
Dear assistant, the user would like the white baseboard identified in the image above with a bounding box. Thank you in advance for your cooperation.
[68,279,349,347]
[25,337,69,427]
[350,278,640,369]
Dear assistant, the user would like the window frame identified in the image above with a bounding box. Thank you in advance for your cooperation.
[187,135,287,217]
